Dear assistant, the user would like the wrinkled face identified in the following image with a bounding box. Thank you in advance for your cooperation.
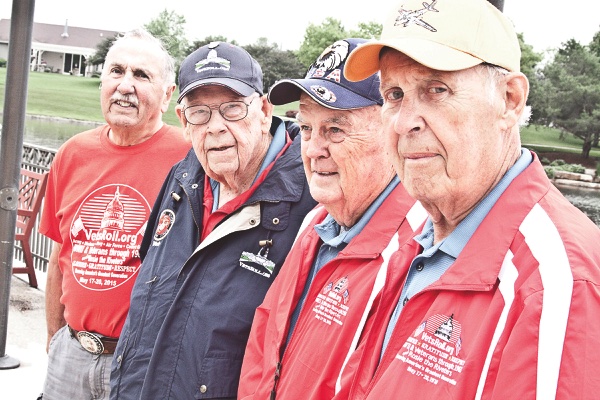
[177,85,271,184]
[379,51,509,210]
[100,38,173,131]
[298,94,391,224]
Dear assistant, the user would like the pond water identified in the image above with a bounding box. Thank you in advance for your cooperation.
[22,115,102,149]
[5,115,600,226]
[555,184,600,226]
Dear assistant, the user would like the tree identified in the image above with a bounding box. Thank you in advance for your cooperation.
[184,36,238,57]
[144,9,188,62]
[589,30,600,58]
[244,38,306,92]
[298,18,347,67]
[590,31,600,146]
[87,34,119,66]
[297,18,382,68]
[534,39,600,158]
[518,33,542,81]
[349,21,382,39]
[517,32,543,123]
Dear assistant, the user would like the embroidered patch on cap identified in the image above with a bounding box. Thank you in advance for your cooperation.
[310,85,337,103]
[194,42,231,73]
[395,0,439,32]
[310,40,350,73]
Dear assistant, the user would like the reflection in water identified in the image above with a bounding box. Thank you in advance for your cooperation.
[557,184,600,226]
[23,116,102,149]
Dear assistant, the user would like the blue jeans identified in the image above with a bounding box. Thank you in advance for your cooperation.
[43,325,112,400]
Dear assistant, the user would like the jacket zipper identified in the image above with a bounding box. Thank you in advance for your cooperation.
[270,361,282,400]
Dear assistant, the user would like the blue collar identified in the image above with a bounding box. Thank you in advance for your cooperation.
[315,175,400,246]
[416,148,533,257]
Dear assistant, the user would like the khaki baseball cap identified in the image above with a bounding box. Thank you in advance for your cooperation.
[345,0,520,81]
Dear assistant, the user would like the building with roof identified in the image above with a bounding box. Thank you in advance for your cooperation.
[0,19,120,76]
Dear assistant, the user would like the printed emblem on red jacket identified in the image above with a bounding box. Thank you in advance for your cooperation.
[313,276,350,326]
[398,314,466,386]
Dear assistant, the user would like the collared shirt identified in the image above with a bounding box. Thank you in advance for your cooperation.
[285,176,401,347]
[380,149,532,355]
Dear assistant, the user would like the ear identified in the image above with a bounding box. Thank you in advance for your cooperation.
[162,84,176,114]
[175,103,186,127]
[259,94,274,131]
[501,72,529,130]
[175,103,192,142]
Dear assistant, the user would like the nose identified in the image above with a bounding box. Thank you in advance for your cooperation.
[205,109,228,135]
[116,73,135,94]
[303,131,330,160]
[391,96,424,136]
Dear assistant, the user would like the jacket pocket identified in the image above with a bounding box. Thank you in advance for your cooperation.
[194,354,243,399]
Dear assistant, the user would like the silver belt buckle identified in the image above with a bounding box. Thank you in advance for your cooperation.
[76,331,105,355]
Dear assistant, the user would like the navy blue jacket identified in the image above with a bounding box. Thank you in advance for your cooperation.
[110,120,316,399]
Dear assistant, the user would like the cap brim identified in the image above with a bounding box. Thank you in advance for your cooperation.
[269,78,379,110]
[345,39,484,81]
[177,77,256,103]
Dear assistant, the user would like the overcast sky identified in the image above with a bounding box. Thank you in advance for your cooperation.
[1,1,599,53]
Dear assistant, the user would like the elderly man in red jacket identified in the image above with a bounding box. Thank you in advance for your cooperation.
[238,38,426,400]
[338,0,600,398]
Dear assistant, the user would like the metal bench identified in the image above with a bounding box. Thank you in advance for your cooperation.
[13,168,48,288]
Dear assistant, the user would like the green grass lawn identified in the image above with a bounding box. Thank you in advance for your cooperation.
[0,68,598,160]
[520,124,600,159]
[0,68,183,125]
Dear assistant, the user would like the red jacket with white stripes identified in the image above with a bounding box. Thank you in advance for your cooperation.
[337,154,600,400]
[238,183,426,400]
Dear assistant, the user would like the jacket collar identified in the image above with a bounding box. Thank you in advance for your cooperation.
[172,118,307,204]
[431,153,551,288]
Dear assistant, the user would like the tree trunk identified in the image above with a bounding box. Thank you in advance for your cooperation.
[582,138,592,159]
[594,131,599,147]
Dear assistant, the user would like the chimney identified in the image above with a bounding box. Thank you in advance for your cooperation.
[61,19,69,38]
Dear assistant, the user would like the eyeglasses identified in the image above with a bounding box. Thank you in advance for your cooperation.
[183,96,257,125]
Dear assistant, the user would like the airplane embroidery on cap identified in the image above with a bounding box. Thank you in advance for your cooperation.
[395,0,439,32]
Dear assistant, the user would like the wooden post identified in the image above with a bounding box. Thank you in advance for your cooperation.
[0,0,36,370]
[488,0,504,11]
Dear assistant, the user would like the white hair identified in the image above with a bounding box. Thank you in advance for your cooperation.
[105,28,176,88]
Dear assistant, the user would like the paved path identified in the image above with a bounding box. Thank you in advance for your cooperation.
[1,274,47,400]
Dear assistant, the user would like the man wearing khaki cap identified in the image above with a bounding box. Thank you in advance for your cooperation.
[340,0,600,398]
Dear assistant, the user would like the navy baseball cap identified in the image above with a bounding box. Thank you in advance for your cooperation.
[177,41,263,103]
[268,38,383,110]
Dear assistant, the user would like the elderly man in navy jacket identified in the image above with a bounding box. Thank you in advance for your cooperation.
[110,42,316,400]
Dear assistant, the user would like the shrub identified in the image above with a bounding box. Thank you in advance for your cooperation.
[550,159,566,166]
[561,164,586,174]
[0,58,7,68]
[540,157,550,165]
[544,166,556,179]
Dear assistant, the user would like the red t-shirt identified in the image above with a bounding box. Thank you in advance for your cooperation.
[39,124,190,337]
